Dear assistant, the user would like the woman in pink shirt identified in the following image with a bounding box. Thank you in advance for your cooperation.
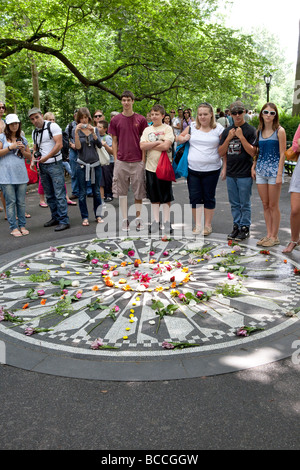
[282,124,300,252]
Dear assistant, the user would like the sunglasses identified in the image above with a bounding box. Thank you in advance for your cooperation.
[0,106,5,109]
[231,110,244,115]
[94,114,103,118]
[262,110,276,116]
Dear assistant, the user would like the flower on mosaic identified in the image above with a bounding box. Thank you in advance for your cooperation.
[162,341,175,349]
[227,273,235,280]
[92,285,100,291]
[155,286,164,292]
[37,289,45,296]
[91,258,99,264]
[134,259,142,267]
[123,336,128,340]
[122,284,132,291]
[128,250,135,257]
[260,250,270,255]
[294,268,300,275]
[283,259,287,263]
[40,298,47,305]
[25,327,35,335]
[163,251,169,256]
[236,326,264,337]
[91,338,104,349]
[150,251,155,256]
[22,303,29,309]
[49,246,57,252]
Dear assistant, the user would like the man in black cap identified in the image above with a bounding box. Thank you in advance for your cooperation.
[219,101,257,241]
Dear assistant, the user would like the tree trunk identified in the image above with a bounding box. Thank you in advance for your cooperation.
[292,21,300,116]
[31,58,40,109]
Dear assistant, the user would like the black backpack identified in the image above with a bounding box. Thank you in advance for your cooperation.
[33,121,69,161]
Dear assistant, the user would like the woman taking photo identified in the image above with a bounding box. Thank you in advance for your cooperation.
[74,107,103,226]
[251,103,286,247]
[0,114,31,237]
[282,123,300,253]
[177,102,224,234]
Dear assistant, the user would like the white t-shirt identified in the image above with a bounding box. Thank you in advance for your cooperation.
[188,122,224,172]
[32,120,62,164]
[140,123,174,172]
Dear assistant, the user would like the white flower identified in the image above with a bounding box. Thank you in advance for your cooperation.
[219,267,226,272]
[207,265,214,270]
[72,280,80,287]
[117,252,125,258]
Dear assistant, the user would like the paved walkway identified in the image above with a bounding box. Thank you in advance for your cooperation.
[0,175,299,449]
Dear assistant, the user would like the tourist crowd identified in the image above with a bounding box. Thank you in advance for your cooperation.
[0,92,300,253]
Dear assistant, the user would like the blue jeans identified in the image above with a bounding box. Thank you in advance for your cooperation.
[226,176,252,227]
[2,183,27,231]
[76,163,102,220]
[39,160,69,225]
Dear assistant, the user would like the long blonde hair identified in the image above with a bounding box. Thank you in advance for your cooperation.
[195,102,216,129]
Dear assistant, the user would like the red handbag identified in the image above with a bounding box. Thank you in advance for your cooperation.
[156,151,176,182]
[25,158,38,184]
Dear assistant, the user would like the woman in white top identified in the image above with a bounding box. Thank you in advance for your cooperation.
[177,102,224,234]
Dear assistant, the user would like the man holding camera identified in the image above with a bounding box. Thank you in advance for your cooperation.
[29,107,70,231]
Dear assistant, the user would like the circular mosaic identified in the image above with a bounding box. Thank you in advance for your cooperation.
[0,236,299,360]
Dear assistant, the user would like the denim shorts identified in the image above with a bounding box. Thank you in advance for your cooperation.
[256,174,284,185]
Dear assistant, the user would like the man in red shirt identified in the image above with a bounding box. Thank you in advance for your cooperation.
[108,90,148,231]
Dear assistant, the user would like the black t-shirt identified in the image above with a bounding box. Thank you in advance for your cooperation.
[220,122,257,178]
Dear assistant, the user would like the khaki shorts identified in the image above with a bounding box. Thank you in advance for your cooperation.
[112,160,146,199]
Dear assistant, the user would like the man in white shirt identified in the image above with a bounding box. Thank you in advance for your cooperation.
[29,107,70,231]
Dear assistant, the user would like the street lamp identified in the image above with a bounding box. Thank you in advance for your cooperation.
[264,74,272,102]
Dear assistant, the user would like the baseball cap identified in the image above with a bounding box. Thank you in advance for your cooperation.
[28,107,42,117]
[230,101,245,113]
[5,114,20,125]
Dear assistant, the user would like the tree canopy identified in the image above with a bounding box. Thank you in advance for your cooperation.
[0,0,270,124]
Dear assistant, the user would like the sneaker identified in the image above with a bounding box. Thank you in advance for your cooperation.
[163,221,174,234]
[148,220,160,234]
[121,219,129,231]
[235,226,250,241]
[227,224,239,240]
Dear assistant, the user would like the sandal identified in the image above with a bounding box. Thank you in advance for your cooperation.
[67,200,77,206]
[82,219,89,226]
[96,217,104,223]
[39,202,48,208]
[11,229,22,237]
[20,227,29,236]
[25,213,31,218]
[282,241,299,253]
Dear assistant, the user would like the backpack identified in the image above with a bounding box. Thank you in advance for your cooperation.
[33,121,69,161]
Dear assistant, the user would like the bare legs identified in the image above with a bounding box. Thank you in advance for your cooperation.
[283,192,300,253]
[257,183,281,245]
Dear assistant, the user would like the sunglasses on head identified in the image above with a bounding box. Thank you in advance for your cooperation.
[231,110,244,115]
[262,110,276,116]
[94,114,102,118]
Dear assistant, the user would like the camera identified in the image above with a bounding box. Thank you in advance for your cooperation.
[81,124,88,128]
[16,138,23,158]
[34,150,42,160]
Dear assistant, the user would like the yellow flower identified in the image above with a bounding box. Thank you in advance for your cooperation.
[130,309,135,313]
[129,313,135,318]
[125,327,131,331]
[182,267,189,273]
[123,336,128,340]
[155,286,164,292]
[92,285,99,291]
[136,297,140,301]
[122,284,132,291]
[118,278,127,284]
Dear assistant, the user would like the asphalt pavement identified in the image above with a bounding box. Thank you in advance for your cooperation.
[0,174,299,451]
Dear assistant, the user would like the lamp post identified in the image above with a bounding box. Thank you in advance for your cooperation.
[264,74,272,102]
